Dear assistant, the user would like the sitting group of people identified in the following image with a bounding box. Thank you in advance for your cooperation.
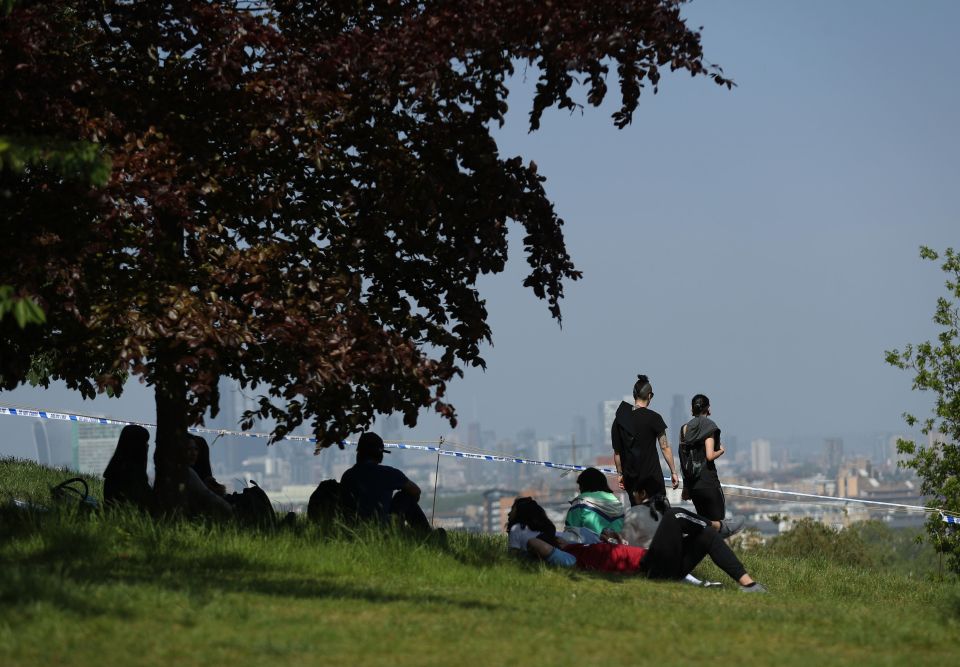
[102,424,247,519]
[102,425,435,535]
[508,467,767,592]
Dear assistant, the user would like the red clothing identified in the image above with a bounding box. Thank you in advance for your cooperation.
[562,543,648,573]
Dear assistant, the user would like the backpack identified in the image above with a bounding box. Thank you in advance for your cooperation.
[307,479,342,523]
[229,480,275,526]
[679,426,706,483]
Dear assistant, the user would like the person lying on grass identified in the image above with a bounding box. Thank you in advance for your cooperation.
[506,494,767,592]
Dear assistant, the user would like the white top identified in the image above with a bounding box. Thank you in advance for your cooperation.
[508,524,542,550]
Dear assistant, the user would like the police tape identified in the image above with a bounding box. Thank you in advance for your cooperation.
[2,403,958,523]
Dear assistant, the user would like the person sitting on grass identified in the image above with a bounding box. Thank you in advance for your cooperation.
[103,424,153,512]
[507,494,767,592]
[181,435,233,520]
[339,432,431,534]
[190,435,228,497]
[564,467,625,536]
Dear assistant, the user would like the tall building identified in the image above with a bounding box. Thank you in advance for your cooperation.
[599,398,628,452]
[823,437,844,475]
[208,377,264,476]
[467,421,482,450]
[750,438,772,474]
[670,394,686,446]
[34,421,52,466]
[72,423,124,475]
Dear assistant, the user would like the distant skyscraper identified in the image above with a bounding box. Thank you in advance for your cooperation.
[72,423,124,475]
[599,399,627,453]
[670,394,686,446]
[467,421,482,450]
[823,438,844,474]
[33,421,51,466]
[750,438,772,474]
[209,377,263,475]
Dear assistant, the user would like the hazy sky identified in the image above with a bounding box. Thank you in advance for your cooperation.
[1,1,957,460]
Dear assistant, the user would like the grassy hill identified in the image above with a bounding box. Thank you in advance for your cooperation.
[2,458,959,667]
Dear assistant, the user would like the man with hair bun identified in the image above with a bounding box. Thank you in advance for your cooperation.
[611,374,679,504]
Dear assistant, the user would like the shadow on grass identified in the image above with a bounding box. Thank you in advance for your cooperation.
[0,536,506,622]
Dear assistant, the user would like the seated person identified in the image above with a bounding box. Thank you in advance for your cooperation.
[620,476,765,591]
[565,467,625,535]
[103,424,153,511]
[190,434,227,497]
[181,435,233,519]
[340,432,430,533]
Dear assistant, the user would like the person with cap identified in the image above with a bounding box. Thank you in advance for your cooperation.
[339,431,431,532]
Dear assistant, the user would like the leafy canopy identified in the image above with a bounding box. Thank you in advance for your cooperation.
[0,1,732,448]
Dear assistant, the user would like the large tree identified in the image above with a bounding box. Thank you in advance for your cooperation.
[0,0,731,504]
[886,246,960,573]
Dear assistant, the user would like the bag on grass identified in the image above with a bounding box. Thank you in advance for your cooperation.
[229,480,275,526]
[50,477,100,512]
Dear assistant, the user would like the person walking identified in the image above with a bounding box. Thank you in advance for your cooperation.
[679,394,727,521]
[612,374,679,504]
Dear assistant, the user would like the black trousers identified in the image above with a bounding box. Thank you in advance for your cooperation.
[642,508,746,582]
[690,484,726,521]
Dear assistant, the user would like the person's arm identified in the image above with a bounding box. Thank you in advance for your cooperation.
[185,468,233,517]
[658,431,680,489]
[704,436,725,462]
[402,479,421,501]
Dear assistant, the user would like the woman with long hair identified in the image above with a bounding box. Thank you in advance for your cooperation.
[103,424,152,511]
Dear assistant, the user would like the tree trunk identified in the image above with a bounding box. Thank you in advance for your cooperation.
[153,372,190,512]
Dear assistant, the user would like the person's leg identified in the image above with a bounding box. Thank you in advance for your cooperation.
[677,523,748,582]
[646,509,749,583]
[690,487,724,521]
[641,510,686,580]
[391,490,431,533]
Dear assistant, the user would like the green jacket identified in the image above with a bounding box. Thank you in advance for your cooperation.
[564,491,625,534]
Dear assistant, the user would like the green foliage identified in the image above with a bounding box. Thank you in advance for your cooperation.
[760,518,941,577]
[886,246,960,573]
[1,460,959,666]
[0,286,44,328]
[0,135,111,187]
[764,518,874,569]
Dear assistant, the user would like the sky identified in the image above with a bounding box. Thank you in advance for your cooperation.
[1,0,957,461]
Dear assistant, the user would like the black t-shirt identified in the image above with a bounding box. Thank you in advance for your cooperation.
[681,418,721,489]
[611,402,668,488]
[340,462,410,522]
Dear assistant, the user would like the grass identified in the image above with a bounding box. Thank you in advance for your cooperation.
[2,457,960,666]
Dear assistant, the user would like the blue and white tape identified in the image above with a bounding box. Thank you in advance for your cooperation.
[2,403,959,523]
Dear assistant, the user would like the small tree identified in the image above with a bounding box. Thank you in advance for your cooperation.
[885,246,960,573]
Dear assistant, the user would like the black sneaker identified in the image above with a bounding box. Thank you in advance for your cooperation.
[739,582,768,593]
[718,515,745,539]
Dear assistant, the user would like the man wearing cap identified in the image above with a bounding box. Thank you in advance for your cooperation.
[339,431,430,532]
